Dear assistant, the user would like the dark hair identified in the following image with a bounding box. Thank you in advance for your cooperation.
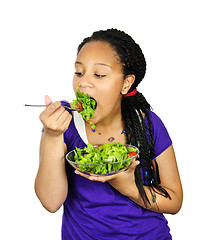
[77,29,171,208]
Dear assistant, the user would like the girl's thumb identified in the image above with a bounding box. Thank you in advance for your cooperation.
[44,95,52,106]
[128,159,140,172]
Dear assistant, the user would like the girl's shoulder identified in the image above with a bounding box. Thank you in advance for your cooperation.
[145,110,165,128]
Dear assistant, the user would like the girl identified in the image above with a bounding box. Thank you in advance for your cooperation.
[35,29,183,239]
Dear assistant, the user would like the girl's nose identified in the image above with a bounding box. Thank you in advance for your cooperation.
[79,75,93,88]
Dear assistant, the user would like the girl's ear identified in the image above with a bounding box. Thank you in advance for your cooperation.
[121,75,135,95]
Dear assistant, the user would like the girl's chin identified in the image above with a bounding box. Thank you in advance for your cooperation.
[91,114,97,125]
[90,107,99,124]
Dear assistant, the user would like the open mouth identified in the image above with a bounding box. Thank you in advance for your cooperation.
[90,96,97,110]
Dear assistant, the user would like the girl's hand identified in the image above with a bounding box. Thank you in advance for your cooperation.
[74,158,140,184]
[39,95,72,136]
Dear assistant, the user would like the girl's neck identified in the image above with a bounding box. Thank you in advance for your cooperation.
[85,107,125,146]
[95,106,123,131]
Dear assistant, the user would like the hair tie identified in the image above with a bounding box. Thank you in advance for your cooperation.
[124,88,137,97]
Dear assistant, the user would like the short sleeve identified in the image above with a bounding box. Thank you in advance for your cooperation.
[146,111,172,157]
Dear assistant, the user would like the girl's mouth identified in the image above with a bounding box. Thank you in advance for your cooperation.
[90,96,97,110]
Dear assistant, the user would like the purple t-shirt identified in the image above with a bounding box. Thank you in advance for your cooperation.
[61,101,172,240]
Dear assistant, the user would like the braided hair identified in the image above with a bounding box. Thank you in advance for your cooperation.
[77,29,171,208]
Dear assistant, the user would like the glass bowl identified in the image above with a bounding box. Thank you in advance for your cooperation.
[66,144,139,176]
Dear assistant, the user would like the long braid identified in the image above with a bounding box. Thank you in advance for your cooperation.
[121,97,151,206]
[77,28,171,208]
[145,111,161,184]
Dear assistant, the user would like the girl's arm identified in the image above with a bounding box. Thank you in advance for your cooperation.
[35,97,72,213]
[75,145,183,214]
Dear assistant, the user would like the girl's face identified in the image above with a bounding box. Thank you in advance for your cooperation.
[73,41,133,125]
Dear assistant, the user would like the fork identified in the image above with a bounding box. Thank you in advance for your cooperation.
[24,104,82,111]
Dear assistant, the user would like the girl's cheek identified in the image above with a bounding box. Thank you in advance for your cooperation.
[72,79,78,92]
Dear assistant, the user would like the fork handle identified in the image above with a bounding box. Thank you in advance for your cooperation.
[24,104,46,107]
[24,104,79,111]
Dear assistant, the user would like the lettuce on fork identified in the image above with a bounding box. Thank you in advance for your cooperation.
[72,88,96,128]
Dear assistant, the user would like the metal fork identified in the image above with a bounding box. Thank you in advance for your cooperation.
[24,104,82,111]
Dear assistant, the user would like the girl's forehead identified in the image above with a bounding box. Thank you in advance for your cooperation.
[76,41,120,65]
[79,40,113,52]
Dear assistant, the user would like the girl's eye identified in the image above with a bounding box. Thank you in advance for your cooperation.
[95,74,106,78]
[75,72,84,76]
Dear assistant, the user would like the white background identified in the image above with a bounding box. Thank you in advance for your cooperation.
[0,0,202,239]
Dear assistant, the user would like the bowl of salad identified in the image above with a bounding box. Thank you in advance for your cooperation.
[66,142,139,176]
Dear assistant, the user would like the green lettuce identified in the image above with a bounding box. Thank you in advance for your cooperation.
[73,142,138,175]
[72,88,96,128]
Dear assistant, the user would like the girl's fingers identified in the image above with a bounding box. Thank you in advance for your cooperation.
[46,102,64,118]
[40,97,72,134]
[89,175,112,182]
[58,110,72,130]
[127,159,140,172]
[46,107,70,130]
[40,101,62,120]
[74,170,91,180]
[44,95,52,106]
[75,169,121,182]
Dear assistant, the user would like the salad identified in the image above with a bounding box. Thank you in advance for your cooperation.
[72,88,96,128]
[68,142,139,175]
